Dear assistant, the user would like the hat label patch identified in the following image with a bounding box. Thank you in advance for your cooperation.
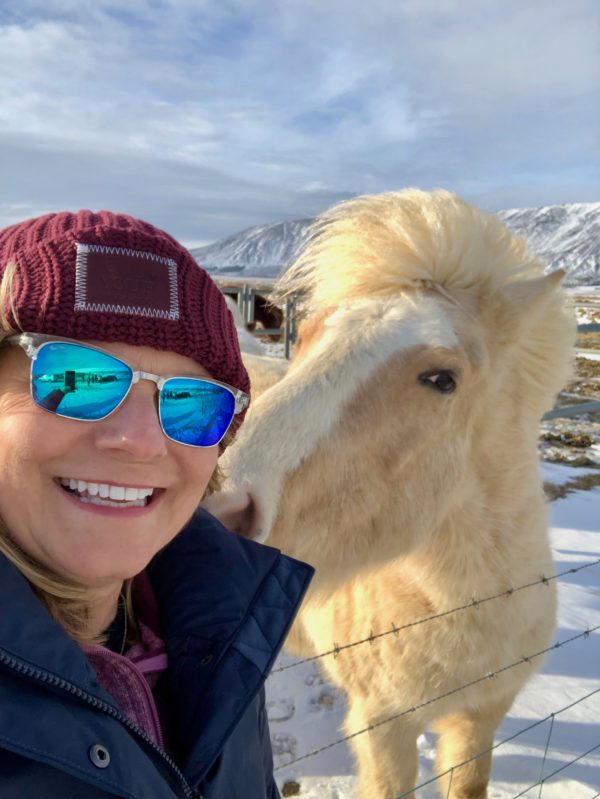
[74,243,179,320]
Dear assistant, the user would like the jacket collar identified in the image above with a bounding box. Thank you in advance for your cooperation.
[0,553,101,693]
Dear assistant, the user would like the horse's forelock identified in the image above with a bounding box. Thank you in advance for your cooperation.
[275,189,543,312]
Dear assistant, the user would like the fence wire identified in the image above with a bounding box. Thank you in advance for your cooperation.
[510,743,600,798]
[273,624,599,773]
[271,559,600,675]
[392,687,600,798]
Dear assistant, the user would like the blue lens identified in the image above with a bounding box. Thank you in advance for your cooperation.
[159,378,235,447]
[32,342,132,420]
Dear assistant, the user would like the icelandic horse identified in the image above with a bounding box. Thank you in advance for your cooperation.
[205,189,575,799]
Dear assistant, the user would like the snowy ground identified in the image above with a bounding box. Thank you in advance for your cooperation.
[266,465,600,798]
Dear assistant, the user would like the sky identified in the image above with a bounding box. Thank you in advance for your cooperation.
[1,0,599,247]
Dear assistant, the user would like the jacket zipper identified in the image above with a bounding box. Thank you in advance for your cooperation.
[0,649,201,799]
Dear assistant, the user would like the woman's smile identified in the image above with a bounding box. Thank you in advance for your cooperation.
[59,477,156,502]
[55,476,165,515]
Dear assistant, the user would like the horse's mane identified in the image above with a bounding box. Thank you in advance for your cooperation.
[274,189,575,415]
[275,189,545,309]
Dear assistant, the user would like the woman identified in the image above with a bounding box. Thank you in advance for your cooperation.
[0,210,313,799]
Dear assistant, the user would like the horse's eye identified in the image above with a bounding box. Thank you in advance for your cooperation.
[418,370,457,394]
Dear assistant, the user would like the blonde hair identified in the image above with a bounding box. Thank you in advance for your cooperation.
[0,261,228,646]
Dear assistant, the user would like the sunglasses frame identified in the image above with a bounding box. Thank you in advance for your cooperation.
[4,332,250,448]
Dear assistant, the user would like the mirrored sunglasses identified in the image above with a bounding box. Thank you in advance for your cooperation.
[5,334,249,448]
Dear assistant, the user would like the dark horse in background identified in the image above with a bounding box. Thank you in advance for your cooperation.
[222,290,284,342]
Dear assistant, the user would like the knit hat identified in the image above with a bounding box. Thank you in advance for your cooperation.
[0,210,250,436]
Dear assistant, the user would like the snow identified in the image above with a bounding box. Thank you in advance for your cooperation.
[579,353,600,363]
[267,470,600,798]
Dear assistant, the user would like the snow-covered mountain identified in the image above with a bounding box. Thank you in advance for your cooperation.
[191,202,600,286]
[191,219,314,278]
[499,203,600,286]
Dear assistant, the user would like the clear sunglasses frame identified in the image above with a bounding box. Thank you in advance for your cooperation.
[4,332,250,446]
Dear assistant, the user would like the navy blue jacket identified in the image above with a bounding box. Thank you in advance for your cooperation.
[0,509,313,798]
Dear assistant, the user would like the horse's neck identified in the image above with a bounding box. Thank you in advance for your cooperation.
[400,465,550,605]
[306,447,550,609]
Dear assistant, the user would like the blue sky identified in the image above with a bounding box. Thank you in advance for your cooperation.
[1,0,598,246]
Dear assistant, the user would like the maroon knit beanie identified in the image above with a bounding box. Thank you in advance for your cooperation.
[0,210,250,436]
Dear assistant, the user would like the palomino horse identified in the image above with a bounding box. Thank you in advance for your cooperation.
[205,190,575,799]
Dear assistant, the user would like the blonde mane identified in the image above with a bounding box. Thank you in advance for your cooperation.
[277,189,545,308]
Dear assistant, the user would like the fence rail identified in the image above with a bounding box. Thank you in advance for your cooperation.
[214,278,297,358]
[543,400,600,420]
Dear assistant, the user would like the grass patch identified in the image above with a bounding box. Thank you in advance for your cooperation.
[544,472,600,501]
[540,431,595,448]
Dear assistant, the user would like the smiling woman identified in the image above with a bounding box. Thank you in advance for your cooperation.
[0,210,313,799]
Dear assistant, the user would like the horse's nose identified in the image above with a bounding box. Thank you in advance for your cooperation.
[202,488,265,541]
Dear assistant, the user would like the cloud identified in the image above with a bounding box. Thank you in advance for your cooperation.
[0,131,350,241]
[0,0,598,242]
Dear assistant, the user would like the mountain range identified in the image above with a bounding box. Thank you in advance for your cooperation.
[191,202,600,286]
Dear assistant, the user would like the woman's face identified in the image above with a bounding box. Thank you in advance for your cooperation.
[0,341,219,590]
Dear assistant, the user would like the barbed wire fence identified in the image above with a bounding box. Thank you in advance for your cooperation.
[271,560,600,675]
[268,558,600,797]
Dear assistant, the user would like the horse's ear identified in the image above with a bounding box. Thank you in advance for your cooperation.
[502,270,565,320]
[499,269,574,413]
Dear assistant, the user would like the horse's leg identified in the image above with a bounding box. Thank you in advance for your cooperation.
[433,697,513,799]
[346,706,420,799]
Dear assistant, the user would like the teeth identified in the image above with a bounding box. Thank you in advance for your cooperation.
[59,478,155,502]
[78,495,147,508]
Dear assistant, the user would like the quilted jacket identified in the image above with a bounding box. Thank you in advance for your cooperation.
[0,509,313,798]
